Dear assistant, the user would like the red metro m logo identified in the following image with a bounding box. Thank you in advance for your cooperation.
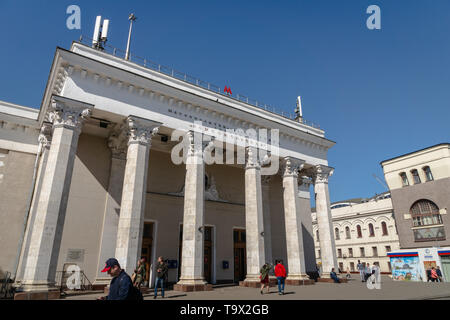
[224,86,232,95]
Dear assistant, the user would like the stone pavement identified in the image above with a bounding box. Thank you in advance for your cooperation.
[63,276,450,300]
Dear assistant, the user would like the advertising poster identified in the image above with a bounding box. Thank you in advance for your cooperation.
[390,256,420,281]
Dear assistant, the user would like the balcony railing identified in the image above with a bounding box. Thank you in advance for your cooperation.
[76,36,321,130]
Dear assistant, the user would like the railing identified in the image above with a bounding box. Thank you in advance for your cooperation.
[55,270,93,292]
[75,36,321,130]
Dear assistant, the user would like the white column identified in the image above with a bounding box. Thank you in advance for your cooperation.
[244,146,265,283]
[15,123,52,285]
[282,157,308,280]
[115,116,161,275]
[313,164,338,277]
[21,96,93,292]
[94,125,128,285]
[261,176,273,265]
[297,176,316,273]
[177,131,208,286]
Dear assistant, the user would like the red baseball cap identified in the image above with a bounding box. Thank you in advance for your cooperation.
[101,258,120,272]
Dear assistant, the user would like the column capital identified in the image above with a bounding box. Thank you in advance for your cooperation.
[186,130,213,157]
[245,146,260,169]
[298,175,313,188]
[281,157,305,178]
[127,116,161,146]
[48,96,93,131]
[312,164,334,184]
[38,122,53,153]
[108,123,128,160]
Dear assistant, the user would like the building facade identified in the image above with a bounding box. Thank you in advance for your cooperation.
[313,192,400,274]
[381,143,450,249]
[0,40,339,296]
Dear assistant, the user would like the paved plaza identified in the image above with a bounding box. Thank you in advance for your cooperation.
[63,276,450,300]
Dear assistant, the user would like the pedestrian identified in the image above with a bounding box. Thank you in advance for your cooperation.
[97,258,143,300]
[431,267,438,282]
[371,263,380,284]
[364,263,372,282]
[357,260,365,282]
[259,262,272,294]
[346,267,351,279]
[154,256,168,299]
[436,266,443,282]
[133,258,146,289]
[274,260,286,295]
[330,268,340,283]
[426,268,432,282]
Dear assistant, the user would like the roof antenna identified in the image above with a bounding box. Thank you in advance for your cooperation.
[125,13,137,60]
[295,96,303,123]
[92,15,110,50]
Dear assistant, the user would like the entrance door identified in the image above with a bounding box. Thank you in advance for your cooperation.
[441,256,450,282]
[233,229,246,283]
[141,222,154,284]
[178,224,214,283]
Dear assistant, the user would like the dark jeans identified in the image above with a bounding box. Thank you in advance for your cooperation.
[154,277,165,297]
[277,277,285,293]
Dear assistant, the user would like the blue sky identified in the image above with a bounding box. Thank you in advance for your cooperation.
[0,1,449,202]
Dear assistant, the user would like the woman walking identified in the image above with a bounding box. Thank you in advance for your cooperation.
[260,263,272,294]
[133,258,146,289]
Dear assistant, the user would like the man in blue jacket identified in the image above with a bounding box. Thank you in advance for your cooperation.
[98,258,139,300]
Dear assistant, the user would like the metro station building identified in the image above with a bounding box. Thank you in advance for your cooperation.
[0,39,338,297]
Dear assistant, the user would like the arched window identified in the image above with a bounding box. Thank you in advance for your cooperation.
[356,225,362,238]
[316,230,320,242]
[411,169,421,184]
[399,172,409,187]
[411,200,442,226]
[423,166,434,181]
[335,227,340,240]
[368,223,375,237]
[345,226,351,239]
[381,222,388,236]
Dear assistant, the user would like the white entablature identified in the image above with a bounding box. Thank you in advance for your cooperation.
[37,42,335,166]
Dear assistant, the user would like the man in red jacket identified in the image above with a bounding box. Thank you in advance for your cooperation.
[274,260,286,295]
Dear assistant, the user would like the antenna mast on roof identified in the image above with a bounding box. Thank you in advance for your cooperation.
[125,13,137,60]
[92,15,110,50]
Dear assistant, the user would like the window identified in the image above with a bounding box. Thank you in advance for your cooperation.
[345,226,351,239]
[316,230,320,242]
[350,262,355,271]
[387,261,392,272]
[411,169,421,184]
[410,199,446,241]
[368,223,375,237]
[335,228,340,240]
[411,200,442,227]
[372,246,378,257]
[360,247,365,257]
[400,172,409,186]
[423,166,434,181]
[385,245,391,253]
[382,222,388,236]
[348,248,353,258]
[357,225,362,238]
[317,250,321,258]
[338,249,342,258]
[339,262,344,271]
